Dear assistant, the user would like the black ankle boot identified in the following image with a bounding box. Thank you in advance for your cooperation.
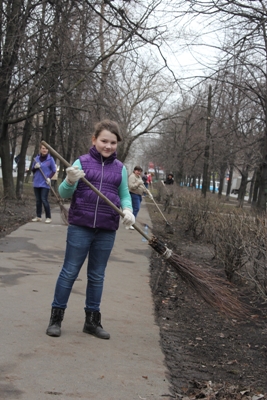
[83,311,110,339]
[46,307,65,337]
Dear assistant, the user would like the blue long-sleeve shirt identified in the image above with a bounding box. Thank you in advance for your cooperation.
[32,154,56,189]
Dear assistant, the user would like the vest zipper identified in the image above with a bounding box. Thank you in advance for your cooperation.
[93,158,105,227]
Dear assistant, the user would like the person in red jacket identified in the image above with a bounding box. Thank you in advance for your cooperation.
[147,173,152,186]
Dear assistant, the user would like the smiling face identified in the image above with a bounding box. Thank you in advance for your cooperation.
[134,169,142,177]
[92,129,118,157]
[40,145,49,156]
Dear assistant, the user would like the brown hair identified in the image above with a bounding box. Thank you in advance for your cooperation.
[94,119,122,142]
[133,166,143,172]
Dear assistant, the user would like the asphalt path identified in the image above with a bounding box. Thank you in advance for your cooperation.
[0,203,172,400]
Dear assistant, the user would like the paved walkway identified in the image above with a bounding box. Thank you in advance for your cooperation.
[0,202,172,400]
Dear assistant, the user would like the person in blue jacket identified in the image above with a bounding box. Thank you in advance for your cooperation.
[32,144,57,224]
[46,120,135,340]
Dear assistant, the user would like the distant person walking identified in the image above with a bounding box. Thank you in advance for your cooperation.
[32,144,57,224]
[164,173,174,185]
[142,172,149,195]
[128,166,144,229]
[147,173,152,187]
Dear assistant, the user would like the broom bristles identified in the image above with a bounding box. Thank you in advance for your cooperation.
[168,253,249,318]
[149,237,250,319]
[59,202,69,225]
[50,187,69,225]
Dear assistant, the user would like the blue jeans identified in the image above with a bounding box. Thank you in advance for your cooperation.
[130,193,142,218]
[52,225,116,312]
[143,183,148,196]
[34,187,51,218]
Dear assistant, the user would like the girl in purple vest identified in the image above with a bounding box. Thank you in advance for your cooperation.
[46,120,135,339]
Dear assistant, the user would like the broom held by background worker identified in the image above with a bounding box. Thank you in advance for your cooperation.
[46,119,135,340]
[32,144,57,224]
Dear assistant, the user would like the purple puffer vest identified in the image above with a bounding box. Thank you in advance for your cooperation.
[68,146,123,230]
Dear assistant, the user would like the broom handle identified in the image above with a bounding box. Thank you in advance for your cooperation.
[145,188,170,224]
[161,180,169,194]
[41,141,150,241]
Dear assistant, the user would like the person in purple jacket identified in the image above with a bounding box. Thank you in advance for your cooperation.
[32,144,57,224]
[46,120,135,340]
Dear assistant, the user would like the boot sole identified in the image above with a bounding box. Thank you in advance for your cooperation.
[83,327,110,340]
[46,329,61,337]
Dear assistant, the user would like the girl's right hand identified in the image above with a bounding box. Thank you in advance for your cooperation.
[66,166,85,185]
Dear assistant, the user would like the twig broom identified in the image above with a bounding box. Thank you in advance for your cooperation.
[144,187,174,234]
[34,158,69,225]
[41,140,250,319]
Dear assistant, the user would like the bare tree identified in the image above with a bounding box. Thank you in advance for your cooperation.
[0,0,172,198]
[171,0,267,211]
[145,90,207,184]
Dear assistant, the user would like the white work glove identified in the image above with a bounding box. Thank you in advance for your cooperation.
[122,209,135,229]
[35,162,41,169]
[46,178,51,185]
[146,190,153,199]
[66,166,85,185]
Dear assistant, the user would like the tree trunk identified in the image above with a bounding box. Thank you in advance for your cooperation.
[202,85,212,198]
[257,160,267,212]
[211,171,216,194]
[248,169,256,204]
[0,0,28,198]
[197,174,201,190]
[252,167,260,208]
[15,117,34,199]
[226,164,234,198]
[237,166,248,208]
[218,163,227,197]
[0,123,15,198]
